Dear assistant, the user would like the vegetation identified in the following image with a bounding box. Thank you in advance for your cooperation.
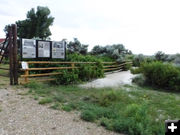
[53,60,104,85]
[154,51,168,62]
[67,38,88,55]
[24,82,180,135]
[91,44,132,63]
[132,54,155,67]
[4,6,54,39]
[131,61,180,91]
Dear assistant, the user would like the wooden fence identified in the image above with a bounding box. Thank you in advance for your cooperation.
[19,61,132,84]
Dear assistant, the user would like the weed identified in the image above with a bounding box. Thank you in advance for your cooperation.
[34,95,39,100]
[24,82,180,135]
[81,110,97,122]
[39,97,53,104]
[50,103,60,110]
[53,94,66,102]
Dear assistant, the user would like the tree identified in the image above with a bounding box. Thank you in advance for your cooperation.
[4,6,54,39]
[91,45,106,55]
[154,51,168,61]
[67,38,88,55]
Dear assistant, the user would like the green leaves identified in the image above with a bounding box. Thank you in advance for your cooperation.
[67,38,88,55]
[138,61,180,90]
[15,6,54,39]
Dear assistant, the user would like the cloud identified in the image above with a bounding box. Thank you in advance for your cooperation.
[0,0,180,55]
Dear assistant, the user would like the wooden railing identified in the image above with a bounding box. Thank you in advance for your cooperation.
[19,61,132,84]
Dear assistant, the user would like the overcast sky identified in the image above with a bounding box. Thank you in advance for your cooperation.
[0,0,180,55]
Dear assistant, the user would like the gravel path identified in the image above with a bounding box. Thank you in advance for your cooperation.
[0,87,121,135]
[80,70,136,88]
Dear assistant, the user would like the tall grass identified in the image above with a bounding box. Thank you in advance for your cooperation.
[24,82,180,135]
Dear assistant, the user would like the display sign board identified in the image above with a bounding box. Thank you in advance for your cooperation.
[52,41,65,59]
[22,39,36,58]
[37,41,51,58]
[21,38,66,60]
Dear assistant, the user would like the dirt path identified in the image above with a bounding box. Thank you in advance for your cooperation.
[0,87,121,135]
[80,70,136,88]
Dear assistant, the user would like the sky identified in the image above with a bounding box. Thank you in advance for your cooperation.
[0,0,180,55]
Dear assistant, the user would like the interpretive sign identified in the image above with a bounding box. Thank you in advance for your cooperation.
[37,40,51,58]
[22,39,36,58]
[52,41,65,59]
[21,39,66,60]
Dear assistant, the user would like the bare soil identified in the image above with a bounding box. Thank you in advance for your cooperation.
[0,86,121,135]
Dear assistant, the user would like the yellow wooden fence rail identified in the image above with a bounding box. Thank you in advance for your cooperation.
[19,61,132,84]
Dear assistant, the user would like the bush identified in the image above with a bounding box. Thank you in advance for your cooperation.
[130,67,141,74]
[137,61,180,90]
[52,54,104,85]
[78,61,104,81]
[132,54,155,67]
[132,75,146,86]
[98,91,120,106]
[132,54,146,67]
[113,103,153,135]
[39,97,53,104]
[81,110,97,122]
[123,63,132,71]
[54,69,79,85]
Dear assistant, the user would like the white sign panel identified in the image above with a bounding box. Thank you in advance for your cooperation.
[21,61,28,69]
[22,39,36,58]
[52,41,65,59]
[38,41,50,58]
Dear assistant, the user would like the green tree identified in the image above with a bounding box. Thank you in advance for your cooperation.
[5,6,54,39]
[154,51,168,62]
[67,38,88,55]
[91,44,132,62]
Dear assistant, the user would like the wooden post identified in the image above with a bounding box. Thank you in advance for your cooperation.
[71,63,75,69]
[24,62,29,83]
[8,26,13,85]
[24,69,29,83]
[12,24,18,85]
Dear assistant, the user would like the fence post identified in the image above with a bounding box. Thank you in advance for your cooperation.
[24,69,29,83]
[12,24,18,85]
[71,63,75,69]
[24,62,29,83]
[8,26,13,85]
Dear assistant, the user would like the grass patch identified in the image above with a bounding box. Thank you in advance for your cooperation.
[50,102,61,110]
[39,97,53,104]
[24,82,180,135]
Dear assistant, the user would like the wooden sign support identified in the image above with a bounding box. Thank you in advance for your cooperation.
[8,24,18,85]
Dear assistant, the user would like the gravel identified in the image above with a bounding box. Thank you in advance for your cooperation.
[80,70,136,88]
[0,87,122,135]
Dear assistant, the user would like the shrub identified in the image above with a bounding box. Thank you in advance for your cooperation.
[154,51,168,62]
[123,63,132,71]
[132,54,146,67]
[52,55,104,85]
[78,61,104,81]
[132,54,155,67]
[39,97,53,104]
[138,61,180,90]
[130,67,141,74]
[132,75,146,86]
[113,103,153,135]
[81,110,97,122]
[53,69,79,85]
[98,91,120,106]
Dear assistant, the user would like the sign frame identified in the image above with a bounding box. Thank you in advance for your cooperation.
[21,38,36,59]
[36,40,52,59]
[20,38,66,60]
[52,41,66,59]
